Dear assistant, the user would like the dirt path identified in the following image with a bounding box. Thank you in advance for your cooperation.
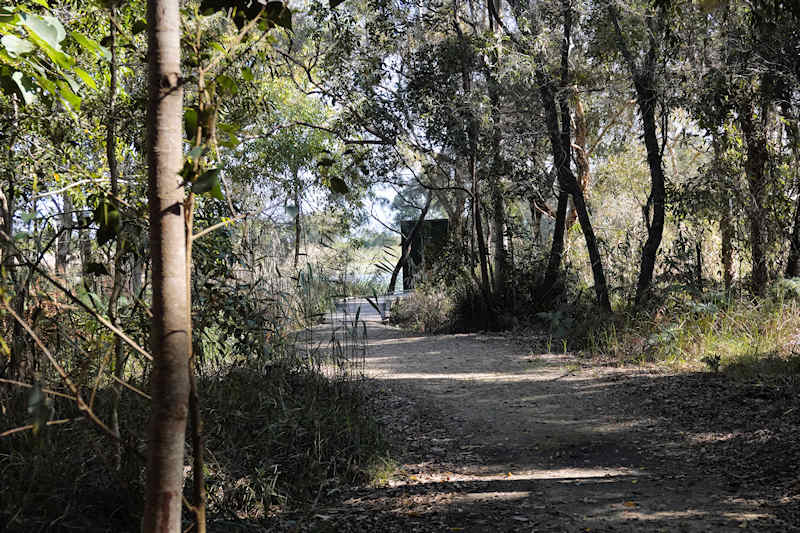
[298,322,800,532]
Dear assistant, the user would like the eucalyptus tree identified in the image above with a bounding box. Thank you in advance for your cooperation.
[602,0,673,305]
[687,0,799,294]
[496,0,611,310]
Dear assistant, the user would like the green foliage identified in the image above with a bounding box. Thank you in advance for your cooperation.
[0,4,104,109]
[390,281,454,333]
[580,286,800,377]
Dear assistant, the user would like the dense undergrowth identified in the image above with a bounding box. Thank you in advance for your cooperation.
[0,245,392,532]
[392,266,800,381]
[0,334,388,532]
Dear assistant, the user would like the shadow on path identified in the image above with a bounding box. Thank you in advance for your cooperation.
[267,322,800,532]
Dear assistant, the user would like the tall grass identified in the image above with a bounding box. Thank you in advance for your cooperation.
[582,285,800,377]
[0,241,389,531]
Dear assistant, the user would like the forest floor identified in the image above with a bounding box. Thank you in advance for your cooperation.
[271,321,800,532]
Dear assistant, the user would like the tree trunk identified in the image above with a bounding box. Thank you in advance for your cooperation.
[785,120,800,278]
[536,75,610,311]
[633,86,667,305]
[142,0,190,531]
[738,100,769,295]
[566,87,590,229]
[713,135,735,290]
[389,192,432,293]
[542,190,568,295]
[607,4,667,306]
[491,183,505,300]
[292,187,301,270]
[721,196,734,291]
[56,193,72,277]
[105,9,127,470]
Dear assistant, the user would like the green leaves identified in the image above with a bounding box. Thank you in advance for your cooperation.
[199,0,292,32]
[70,31,111,61]
[93,195,121,246]
[181,146,226,201]
[184,108,199,140]
[192,168,225,201]
[0,6,103,110]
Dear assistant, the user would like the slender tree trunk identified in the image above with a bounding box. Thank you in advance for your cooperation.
[389,192,432,293]
[713,135,735,290]
[536,76,610,310]
[738,100,769,295]
[633,88,667,305]
[785,120,800,277]
[542,190,569,294]
[491,185,505,299]
[142,0,190,531]
[721,196,734,291]
[293,187,301,270]
[105,8,128,471]
[56,193,72,277]
[607,4,667,306]
[566,87,590,229]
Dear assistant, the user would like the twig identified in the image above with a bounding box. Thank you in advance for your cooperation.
[192,214,245,241]
[0,230,152,362]
[1,299,123,444]
[111,374,152,400]
[0,417,83,438]
[0,378,76,400]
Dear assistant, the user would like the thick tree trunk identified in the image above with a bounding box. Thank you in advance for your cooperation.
[142,0,190,531]
[738,101,769,295]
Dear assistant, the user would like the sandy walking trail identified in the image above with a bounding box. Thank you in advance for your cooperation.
[299,321,798,532]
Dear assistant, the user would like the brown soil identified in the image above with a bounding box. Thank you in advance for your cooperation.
[271,323,800,532]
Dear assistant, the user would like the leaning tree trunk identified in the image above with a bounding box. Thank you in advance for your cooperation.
[536,74,610,311]
[607,3,667,306]
[142,0,190,531]
[388,192,432,293]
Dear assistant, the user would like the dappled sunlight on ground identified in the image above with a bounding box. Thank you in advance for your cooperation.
[300,321,798,531]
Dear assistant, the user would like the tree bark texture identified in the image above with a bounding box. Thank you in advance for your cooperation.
[632,85,666,305]
[738,100,769,295]
[785,120,800,278]
[142,0,190,531]
[537,74,611,311]
[607,3,667,306]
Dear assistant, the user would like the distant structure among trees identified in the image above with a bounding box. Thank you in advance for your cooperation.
[400,219,449,290]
